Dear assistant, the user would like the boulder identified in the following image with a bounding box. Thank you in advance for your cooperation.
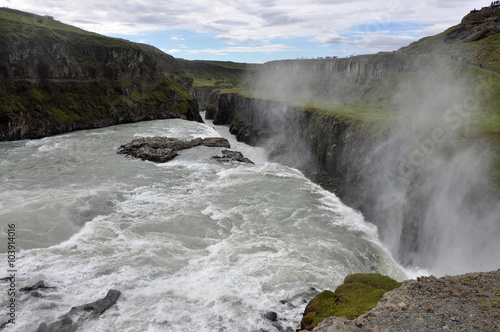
[117,136,230,163]
[212,149,254,164]
[37,289,121,332]
[20,280,56,293]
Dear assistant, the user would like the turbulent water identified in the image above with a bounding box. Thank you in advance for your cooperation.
[0,118,407,331]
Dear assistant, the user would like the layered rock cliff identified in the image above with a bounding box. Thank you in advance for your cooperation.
[0,8,201,141]
[205,91,371,208]
[261,53,415,84]
[204,7,500,274]
[206,66,499,272]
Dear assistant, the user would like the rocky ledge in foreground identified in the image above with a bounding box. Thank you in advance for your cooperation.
[305,269,500,332]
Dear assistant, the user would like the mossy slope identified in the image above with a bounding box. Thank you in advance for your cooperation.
[299,273,402,331]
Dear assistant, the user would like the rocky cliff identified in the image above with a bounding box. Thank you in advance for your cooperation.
[206,91,371,203]
[262,53,415,84]
[203,7,500,274]
[206,63,499,271]
[0,8,201,141]
[399,6,500,72]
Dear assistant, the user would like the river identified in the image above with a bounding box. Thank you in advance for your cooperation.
[0,118,409,331]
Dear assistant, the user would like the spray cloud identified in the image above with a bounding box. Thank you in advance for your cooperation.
[246,57,500,276]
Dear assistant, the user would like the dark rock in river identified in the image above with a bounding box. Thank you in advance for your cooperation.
[212,149,254,164]
[19,280,57,298]
[37,289,121,332]
[117,136,231,163]
[20,280,56,293]
[264,311,278,322]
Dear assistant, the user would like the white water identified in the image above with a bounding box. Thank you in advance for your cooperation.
[0,119,408,331]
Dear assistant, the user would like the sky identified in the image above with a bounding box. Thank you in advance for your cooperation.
[0,0,490,63]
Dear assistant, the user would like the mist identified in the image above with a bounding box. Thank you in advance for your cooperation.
[362,63,500,275]
[246,58,500,276]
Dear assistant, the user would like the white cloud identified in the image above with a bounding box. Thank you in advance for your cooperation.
[6,0,481,58]
[347,34,419,53]
[169,43,299,56]
[166,49,183,54]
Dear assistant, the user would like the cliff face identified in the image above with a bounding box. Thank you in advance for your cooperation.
[206,92,371,201]
[1,36,149,80]
[204,7,500,274]
[262,53,415,84]
[193,86,219,109]
[0,8,201,141]
[206,80,500,273]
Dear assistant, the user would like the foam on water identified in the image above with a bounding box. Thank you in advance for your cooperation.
[0,119,408,331]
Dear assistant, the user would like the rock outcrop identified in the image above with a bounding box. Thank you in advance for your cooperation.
[212,149,254,164]
[20,280,57,297]
[445,6,500,42]
[399,6,500,72]
[36,289,121,332]
[117,136,231,162]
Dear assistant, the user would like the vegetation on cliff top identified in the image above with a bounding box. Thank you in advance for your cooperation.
[299,273,402,331]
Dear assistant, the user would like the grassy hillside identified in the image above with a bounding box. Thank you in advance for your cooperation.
[0,8,200,140]
[0,7,97,37]
[400,7,500,72]
[175,59,260,88]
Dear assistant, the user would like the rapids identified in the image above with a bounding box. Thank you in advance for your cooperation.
[0,118,407,331]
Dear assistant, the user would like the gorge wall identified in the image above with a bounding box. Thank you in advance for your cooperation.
[0,8,201,141]
[206,73,500,275]
[205,91,374,221]
[205,7,500,275]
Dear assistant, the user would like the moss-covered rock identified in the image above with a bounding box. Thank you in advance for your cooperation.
[299,273,402,331]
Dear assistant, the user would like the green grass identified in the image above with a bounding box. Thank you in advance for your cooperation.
[48,106,75,123]
[300,273,402,331]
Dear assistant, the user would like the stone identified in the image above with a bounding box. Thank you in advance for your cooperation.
[212,150,254,164]
[20,280,56,293]
[264,311,278,322]
[36,289,121,332]
[117,136,231,163]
